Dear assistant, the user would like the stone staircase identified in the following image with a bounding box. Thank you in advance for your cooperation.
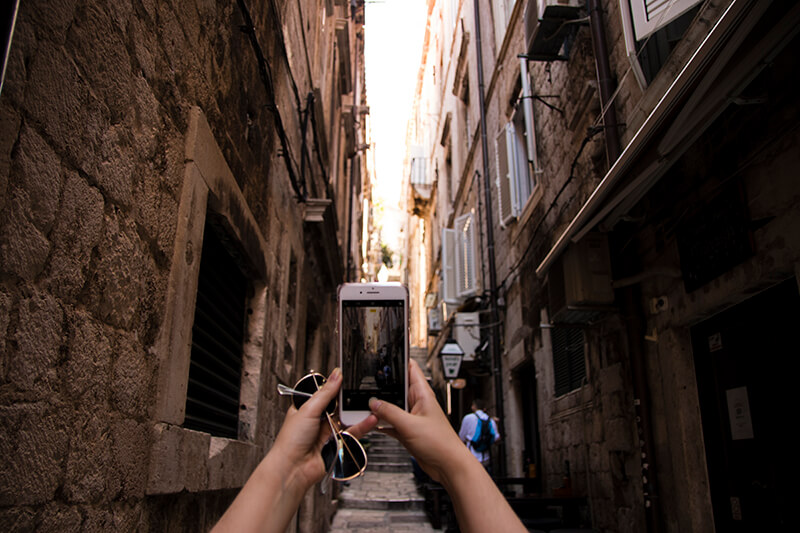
[330,431,438,531]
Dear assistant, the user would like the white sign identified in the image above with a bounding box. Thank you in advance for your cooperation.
[441,354,463,379]
[726,386,754,440]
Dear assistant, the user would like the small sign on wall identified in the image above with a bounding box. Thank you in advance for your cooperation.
[726,386,754,440]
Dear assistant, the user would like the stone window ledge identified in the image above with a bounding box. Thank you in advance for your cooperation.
[146,423,260,494]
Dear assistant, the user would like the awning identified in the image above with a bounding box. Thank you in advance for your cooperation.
[536,0,800,277]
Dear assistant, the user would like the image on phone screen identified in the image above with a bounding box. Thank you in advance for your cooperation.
[341,299,406,411]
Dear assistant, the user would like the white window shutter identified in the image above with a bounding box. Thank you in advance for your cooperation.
[495,127,514,226]
[455,213,477,298]
[442,228,458,303]
[629,0,702,41]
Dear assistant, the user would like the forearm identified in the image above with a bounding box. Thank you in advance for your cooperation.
[439,448,526,533]
[211,449,308,533]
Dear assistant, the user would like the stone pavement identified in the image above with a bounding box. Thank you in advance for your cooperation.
[329,432,442,532]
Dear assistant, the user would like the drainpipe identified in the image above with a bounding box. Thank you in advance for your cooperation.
[473,0,506,477]
[587,0,621,164]
[588,2,659,531]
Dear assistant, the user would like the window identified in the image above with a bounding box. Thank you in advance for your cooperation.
[455,213,477,297]
[410,144,429,187]
[441,212,478,304]
[629,0,701,41]
[184,217,249,439]
[492,0,517,49]
[148,107,269,494]
[621,0,702,87]
[552,327,585,396]
[495,103,535,226]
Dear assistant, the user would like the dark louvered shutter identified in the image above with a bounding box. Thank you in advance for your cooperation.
[552,328,585,397]
[184,220,247,438]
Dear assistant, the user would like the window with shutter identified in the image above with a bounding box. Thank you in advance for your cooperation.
[496,113,535,227]
[495,125,515,226]
[455,213,477,297]
[184,217,249,439]
[629,0,702,42]
[552,327,586,396]
[442,228,458,303]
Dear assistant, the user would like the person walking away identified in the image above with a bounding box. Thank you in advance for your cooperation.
[458,399,500,471]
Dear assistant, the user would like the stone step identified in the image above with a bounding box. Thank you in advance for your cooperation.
[368,462,413,473]
[338,495,425,511]
[330,509,438,532]
[368,452,411,463]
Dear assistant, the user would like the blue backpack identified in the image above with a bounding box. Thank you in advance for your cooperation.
[471,414,494,453]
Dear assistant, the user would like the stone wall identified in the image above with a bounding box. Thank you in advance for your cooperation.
[0,0,360,531]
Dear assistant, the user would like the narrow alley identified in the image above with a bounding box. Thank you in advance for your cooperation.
[1,0,799,532]
[330,432,437,532]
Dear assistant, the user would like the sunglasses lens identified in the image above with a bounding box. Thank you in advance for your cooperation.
[330,432,367,481]
[292,374,336,415]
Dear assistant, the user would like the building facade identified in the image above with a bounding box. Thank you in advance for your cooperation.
[405,0,800,531]
[0,0,370,531]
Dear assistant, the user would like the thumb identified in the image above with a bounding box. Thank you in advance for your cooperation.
[369,397,408,432]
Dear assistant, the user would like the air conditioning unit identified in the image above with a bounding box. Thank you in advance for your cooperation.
[524,0,583,61]
[454,312,480,362]
[547,232,615,324]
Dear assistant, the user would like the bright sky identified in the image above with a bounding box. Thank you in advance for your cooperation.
[364,0,428,253]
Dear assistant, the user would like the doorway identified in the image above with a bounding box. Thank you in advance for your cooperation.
[690,277,799,530]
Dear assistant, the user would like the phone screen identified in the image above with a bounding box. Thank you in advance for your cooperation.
[341,299,406,411]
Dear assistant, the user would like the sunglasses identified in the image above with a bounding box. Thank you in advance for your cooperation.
[277,372,368,481]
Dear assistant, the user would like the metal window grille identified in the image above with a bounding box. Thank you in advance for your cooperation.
[184,219,248,439]
[552,327,585,397]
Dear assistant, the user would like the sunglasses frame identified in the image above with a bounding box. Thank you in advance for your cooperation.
[277,371,368,482]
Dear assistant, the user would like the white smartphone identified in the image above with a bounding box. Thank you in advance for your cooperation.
[338,282,409,427]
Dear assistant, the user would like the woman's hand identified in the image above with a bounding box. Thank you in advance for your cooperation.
[211,368,378,533]
[273,368,379,493]
[368,359,470,484]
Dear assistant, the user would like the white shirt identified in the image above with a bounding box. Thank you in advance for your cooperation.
[458,410,500,464]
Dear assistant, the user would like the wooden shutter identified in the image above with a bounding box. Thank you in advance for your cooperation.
[552,327,586,396]
[455,213,477,297]
[495,126,515,226]
[629,0,702,41]
[442,228,458,303]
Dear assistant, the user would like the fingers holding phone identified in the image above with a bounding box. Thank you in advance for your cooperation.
[338,283,409,428]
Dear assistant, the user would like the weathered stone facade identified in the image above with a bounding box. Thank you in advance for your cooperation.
[406,0,799,532]
[1,0,369,531]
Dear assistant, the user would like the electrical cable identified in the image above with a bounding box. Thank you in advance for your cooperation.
[236,0,306,201]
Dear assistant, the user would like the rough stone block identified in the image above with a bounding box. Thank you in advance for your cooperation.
[85,210,144,329]
[64,311,111,404]
[146,423,189,495]
[23,41,108,174]
[606,417,634,452]
[111,336,151,418]
[0,406,69,506]
[9,289,63,389]
[183,428,211,493]
[111,419,150,500]
[37,502,83,533]
[0,290,10,373]
[14,125,64,231]
[207,437,258,490]
[0,189,51,280]
[46,172,105,301]
[64,411,120,503]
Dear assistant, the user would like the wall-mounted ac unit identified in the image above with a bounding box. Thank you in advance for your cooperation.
[547,232,615,324]
[454,312,480,362]
[524,0,583,61]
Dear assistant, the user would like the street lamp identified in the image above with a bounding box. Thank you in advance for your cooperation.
[439,339,464,416]
[439,338,464,380]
